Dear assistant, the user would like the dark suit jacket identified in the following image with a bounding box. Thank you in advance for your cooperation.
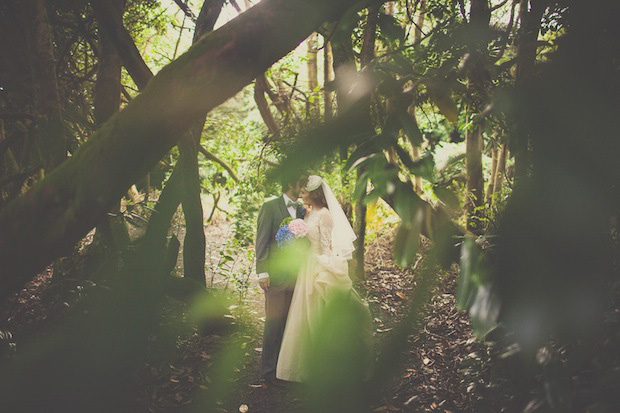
[256,196,304,286]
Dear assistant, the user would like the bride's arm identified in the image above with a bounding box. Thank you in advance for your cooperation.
[318,211,334,256]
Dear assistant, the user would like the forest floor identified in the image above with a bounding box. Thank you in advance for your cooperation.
[140,219,493,412]
[0,218,494,413]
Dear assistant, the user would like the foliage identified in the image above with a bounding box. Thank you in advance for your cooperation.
[2,0,620,411]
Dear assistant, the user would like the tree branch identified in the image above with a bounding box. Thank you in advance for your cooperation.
[197,145,240,182]
[491,0,510,12]
[172,0,197,22]
[0,0,361,300]
[91,0,153,89]
[0,112,37,120]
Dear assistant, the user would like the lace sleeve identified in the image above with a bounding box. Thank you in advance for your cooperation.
[318,210,334,255]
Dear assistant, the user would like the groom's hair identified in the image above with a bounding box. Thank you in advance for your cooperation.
[281,173,307,192]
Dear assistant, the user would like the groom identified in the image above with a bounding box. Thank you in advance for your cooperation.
[255,173,306,386]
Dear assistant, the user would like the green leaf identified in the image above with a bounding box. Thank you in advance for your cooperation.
[393,185,421,225]
[393,144,416,170]
[392,53,413,74]
[433,185,460,210]
[343,136,379,172]
[396,108,423,147]
[363,188,382,205]
[393,215,421,268]
[456,237,482,311]
[425,78,459,124]
[378,13,405,45]
[382,111,401,139]
[410,154,435,181]
[373,69,402,97]
[271,110,369,182]
[469,286,500,340]
[353,171,369,200]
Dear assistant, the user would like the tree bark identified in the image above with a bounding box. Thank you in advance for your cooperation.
[175,0,229,286]
[93,0,130,254]
[492,142,507,203]
[323,39,334,121]
[306,32,319,119]
[352,5,380,281]
[485,139,498,204]
[513,0,548,183]
[178,128,206,284]
[466,126,484,231]
[178,0,229,287]
[409,0,426,194]
[0,0,363,302]
[465,0,490,233]
[331,18,357,113]
[91,0,153,89]
[95,0,227,287]
[27,0,67,171]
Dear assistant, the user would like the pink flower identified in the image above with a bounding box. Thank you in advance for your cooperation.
[288,219,308,238]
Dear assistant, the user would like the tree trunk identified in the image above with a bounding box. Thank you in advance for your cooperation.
[513,0,548,183]
[409,0,426,194]
[330,17,357,113]
[466,126,484,231]
[411,141,422,193]
[0,0,363,302]
[96,0,227,287]
[93,0,130,256]
[175,0,228,287]
[352,5,379,281]
[465,0,490,233]
[306,32,319,119]
[492,142,507,203]
[485,139,498,204]
[178,129,206,284]
[413,0,426,39]
[323,40,334,121]
[91,0,153,89]
[27,0,67,171]
[331,15,358,270]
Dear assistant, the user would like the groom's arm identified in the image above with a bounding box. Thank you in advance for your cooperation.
[256,201,273,288]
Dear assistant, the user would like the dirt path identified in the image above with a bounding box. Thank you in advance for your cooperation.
[203,227,489,413]
[0,217,491,412]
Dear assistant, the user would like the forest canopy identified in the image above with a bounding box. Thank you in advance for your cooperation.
[1,0,619,411]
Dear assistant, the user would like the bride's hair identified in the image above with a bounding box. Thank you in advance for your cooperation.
[309,185,328,209]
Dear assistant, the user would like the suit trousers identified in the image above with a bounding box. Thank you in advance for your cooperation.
[261,283,294,380]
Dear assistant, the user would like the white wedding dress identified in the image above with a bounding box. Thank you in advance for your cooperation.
[276,207,373,382]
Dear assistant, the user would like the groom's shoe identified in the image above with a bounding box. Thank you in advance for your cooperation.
[256,375,275,390]
[271,378,288,388]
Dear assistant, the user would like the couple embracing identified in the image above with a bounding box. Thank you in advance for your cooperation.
[256,173,373,386]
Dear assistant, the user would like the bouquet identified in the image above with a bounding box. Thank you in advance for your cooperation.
[275,217,308,247]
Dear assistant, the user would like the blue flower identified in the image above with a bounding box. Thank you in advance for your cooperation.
[296,204,306,219]
[275,226,294,247]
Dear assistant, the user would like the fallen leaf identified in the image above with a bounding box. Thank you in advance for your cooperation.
[404,395,418,405]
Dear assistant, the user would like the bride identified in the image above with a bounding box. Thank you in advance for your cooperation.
[276,175,373,383]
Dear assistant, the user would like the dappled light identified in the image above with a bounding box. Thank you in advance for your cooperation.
[1,0,619,412]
